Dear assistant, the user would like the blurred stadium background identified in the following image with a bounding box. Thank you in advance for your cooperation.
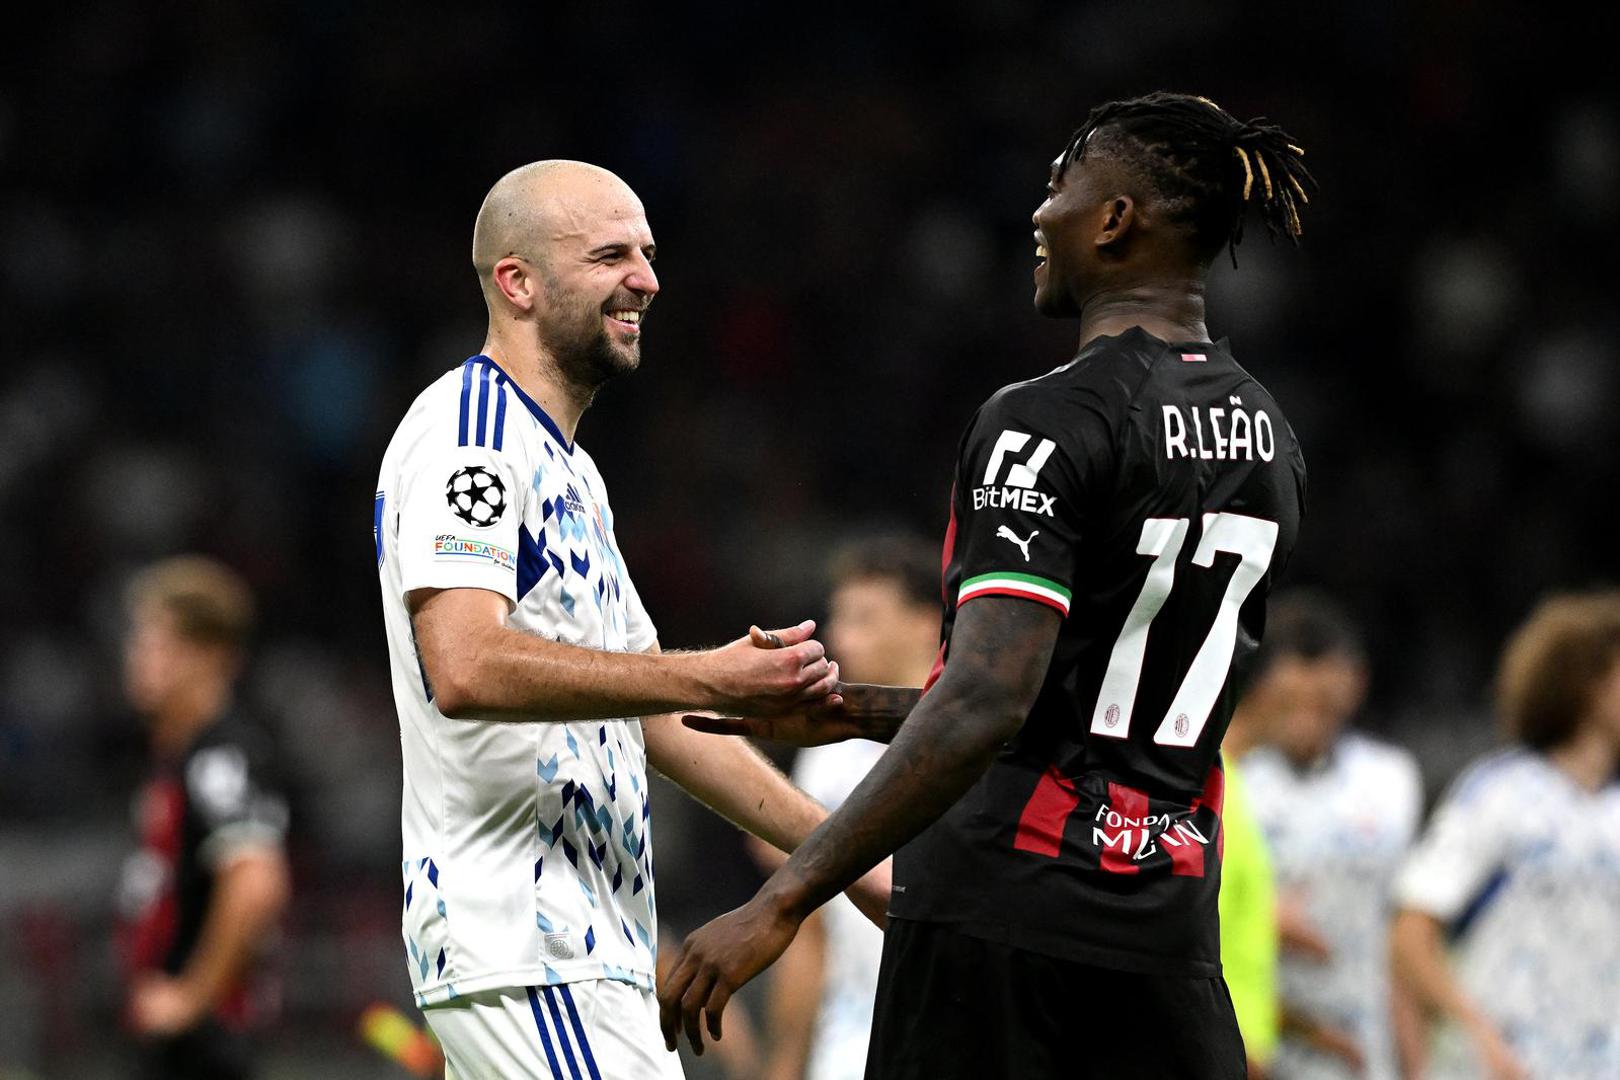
[0,3,1614,1076]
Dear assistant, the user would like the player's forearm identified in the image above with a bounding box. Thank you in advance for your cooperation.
[644,714,825,854]
[182,851,291,1009]
[760,678,1015,920]
[830,683,923,743]
[427,622,709,722]
[1390,909,1491,1032]
[761,601,1052,919]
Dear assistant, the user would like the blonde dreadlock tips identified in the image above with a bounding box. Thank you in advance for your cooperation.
[1235,146,1255,202]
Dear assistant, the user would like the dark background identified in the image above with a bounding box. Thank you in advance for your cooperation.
[1,3,1615,1076]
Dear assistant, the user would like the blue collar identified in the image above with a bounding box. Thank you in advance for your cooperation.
[470,354,574,454]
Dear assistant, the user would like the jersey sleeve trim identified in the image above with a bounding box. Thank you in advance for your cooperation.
[958,571,1071,616]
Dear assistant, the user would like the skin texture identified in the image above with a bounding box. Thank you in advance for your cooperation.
[655,131,1223,1055]
[659,596,1059,1054]
[748,577,941,1080]
[122,604,292,1037]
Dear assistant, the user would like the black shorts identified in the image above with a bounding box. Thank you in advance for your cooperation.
[866,917,1246,1080]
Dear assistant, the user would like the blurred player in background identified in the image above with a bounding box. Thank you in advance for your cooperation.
[1391,590,1620,1080]
[1240,592,1424,1078]
[115,557,291,1080]
[374,160,886,1079]
[662,92,1314,1078]
[752,536,941,1080]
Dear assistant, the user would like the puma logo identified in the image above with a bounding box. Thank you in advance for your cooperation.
[996,525,1038,562]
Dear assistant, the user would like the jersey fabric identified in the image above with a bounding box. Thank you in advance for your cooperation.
[376,354,660,1009]
[1216,761,1280,1066]
[889,327,1307,977]
[424,980,683,1080]
[792,741,888,1080]
[866,918,1246,1080]
[1242,732,1423,1080]
[116,713,289,1078]
[1393,749,1620,1079]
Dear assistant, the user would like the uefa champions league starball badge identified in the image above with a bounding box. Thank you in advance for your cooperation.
[445,466,507,528]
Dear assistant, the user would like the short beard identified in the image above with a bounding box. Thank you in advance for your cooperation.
[537,285,641,398]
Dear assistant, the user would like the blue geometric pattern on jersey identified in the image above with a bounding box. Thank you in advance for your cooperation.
[517,523,548,600]
[374,491,386,567]
[402,857,449,983]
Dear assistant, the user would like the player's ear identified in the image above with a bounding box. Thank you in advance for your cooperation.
[1095,195,1135,250]
[491,256,539,312]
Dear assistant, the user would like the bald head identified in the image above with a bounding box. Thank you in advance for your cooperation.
[470,160,659,395]
[472,160,644,287]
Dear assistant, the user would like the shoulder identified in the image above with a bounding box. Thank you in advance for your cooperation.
[1438,747,1541,813]
[185,718,282,815]
[1339,731,1421,782]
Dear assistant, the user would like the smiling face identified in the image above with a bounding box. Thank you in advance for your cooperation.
[475,161,659,390]
[1031,149,1108,318]
[531,182,658,386]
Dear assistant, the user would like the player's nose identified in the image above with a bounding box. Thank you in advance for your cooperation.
[626,253,659,298]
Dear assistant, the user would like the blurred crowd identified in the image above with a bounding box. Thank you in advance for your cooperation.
[1,2,1616,1076]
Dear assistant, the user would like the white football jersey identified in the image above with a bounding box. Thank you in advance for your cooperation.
[375,354,660,1007]
[1242,733,1422,1080]
[1393,749,1620,1080]
[792,740,887,1080]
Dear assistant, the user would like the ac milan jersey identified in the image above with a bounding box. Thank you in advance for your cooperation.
[375,354,661,1007]
[116,714,289,1026]
[889,327,1306,976]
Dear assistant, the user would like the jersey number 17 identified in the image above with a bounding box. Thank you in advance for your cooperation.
[1090,512,1278,749]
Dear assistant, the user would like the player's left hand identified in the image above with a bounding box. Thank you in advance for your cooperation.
[129,973,208,1036]
[658,896,800,1056]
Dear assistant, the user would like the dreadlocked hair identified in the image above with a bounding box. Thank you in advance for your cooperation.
[1059,91,1317,267]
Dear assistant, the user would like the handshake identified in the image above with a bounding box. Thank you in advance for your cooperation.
[684,621,909,746]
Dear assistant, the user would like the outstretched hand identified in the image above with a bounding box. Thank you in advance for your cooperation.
[682,681,918,746]
[658,897,800,1056]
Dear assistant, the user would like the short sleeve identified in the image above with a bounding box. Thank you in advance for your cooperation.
[952,386,1111,619]
[186,738,290,870]
[1393,763,1509,922]
[397,442,526,605]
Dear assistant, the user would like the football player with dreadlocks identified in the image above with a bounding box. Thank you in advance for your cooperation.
[660,93,1316,1078]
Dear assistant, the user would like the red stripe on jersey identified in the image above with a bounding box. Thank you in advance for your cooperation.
[1181,352,1207,363]
[922,641,946,694]
[1099,782,1150,875]
[1013,765,1078,857]
[938,492,958,607]
[956,586,1070,618]
[1166,763,1228,877]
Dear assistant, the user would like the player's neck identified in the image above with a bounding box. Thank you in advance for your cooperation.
[150,680,231,758]
[1075,280,1208,352]
[1547,723,1620,793]
[480,335,591,443]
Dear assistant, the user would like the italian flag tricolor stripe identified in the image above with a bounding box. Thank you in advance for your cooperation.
[958,571,1072,617]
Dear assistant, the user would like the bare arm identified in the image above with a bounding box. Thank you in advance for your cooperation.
[131,846,292,1035]
[1390,908,1526,1080]
[642,705,890,929]
[410,587,836,721]
[658,596,1059,1052]
[683,682,922,746]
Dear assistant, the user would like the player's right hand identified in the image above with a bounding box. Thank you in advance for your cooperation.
[697,621,841,715]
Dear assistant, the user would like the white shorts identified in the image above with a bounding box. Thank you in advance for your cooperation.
[423,979,685,1080]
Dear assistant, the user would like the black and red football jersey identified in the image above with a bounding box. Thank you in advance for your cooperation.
[117,714,289,1027]
[890,327,1306,976]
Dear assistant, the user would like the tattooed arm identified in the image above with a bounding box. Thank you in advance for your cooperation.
[657,596,1059,1054]
[681,682,923,745]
